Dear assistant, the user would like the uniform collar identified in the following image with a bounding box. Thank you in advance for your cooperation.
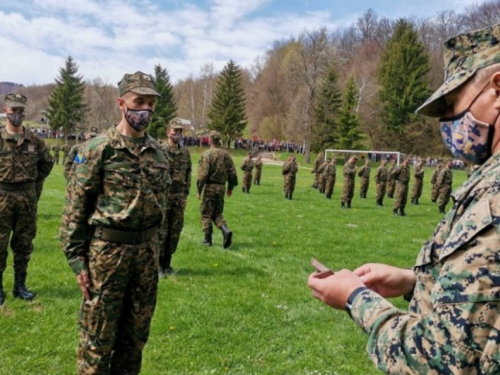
[1,126,31,143]
[107,127,157,151]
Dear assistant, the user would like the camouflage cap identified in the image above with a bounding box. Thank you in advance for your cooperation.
[4,93,27,108]
[209,130,221,142]
[168,118,184,130]
[417,24,500,117]
[118,71,160,97]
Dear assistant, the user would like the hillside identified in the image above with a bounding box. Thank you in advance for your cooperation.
[0,82,24,95]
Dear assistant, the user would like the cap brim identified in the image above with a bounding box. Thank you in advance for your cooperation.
[130,87,161,97]
[4,102,26,108]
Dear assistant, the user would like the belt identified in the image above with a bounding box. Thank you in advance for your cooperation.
[93,225,158,245]
[0,181,36,191]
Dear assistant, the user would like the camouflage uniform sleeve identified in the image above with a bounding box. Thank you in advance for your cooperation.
[64,145,79,181]
[226,153,238,191]
[184,149,192,198]
[197,152,210,195]
[436,170,444,186]
[374,168,380,183]
[59,143,103,275]
[34,135,54,200]
[391,166,400,179]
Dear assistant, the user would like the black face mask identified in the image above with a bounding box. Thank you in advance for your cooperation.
[7,113,25,127]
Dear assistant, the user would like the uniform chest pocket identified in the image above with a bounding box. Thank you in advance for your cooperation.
[142,161,170,191]
[102,163,140,189]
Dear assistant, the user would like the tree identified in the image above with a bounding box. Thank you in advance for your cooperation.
[312,65,342,152]
[336,76,362,150]
[208,60,247,147]
[378,19,430,135]
[44,56,86,142]
[149,64,177,139]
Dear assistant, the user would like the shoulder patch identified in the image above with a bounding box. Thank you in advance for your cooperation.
[74,154,86,164]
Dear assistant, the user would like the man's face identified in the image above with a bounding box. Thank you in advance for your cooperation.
[382,160,387,166]
[118,92,157,112]
[3,106,24,115]
[167,127,182,138]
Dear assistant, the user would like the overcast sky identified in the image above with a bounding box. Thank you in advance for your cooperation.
[0,0,490,86]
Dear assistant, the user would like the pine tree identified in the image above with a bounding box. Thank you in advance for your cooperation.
[44,56,86,142]
[378,19,430,134]
[149,64,177,139]
[208,60,247,147]
[336,76,362,150]
[312,65,342,152]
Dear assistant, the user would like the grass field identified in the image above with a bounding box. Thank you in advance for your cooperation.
[0,152,468,375]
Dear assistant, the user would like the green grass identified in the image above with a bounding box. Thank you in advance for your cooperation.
[0,154,468,375]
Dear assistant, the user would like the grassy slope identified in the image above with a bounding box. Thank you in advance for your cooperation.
[0,153,467,375]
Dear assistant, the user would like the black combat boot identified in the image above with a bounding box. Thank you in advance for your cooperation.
[163,253,175,275]
[399,208,407,217]
[376,200,381,207]
[439,207,445,214]
[202,232,212,246]
[0,272,4,306]
[341,202,345,209]
[13,271,34,301]
[393,208,398,216]
[285,192,289,199]
[347,201,352,209]
[410,198,415,205]
[326,194,331,199]
[220,224,233,249]
[415,198,419,205]
[431,199,436,203]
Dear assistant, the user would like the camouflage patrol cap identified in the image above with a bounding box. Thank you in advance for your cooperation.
[118,71,160,97]
[4,93,27,108]
[247,152,253,156]
[209,130,221,142]
[417,24,500,117]
[168,118,183,130]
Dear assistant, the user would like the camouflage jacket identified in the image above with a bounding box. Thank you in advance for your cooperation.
[255,159,263,170]
[240,158,254,173]
[282,161,298,176]
[392,165,410,184]
[317,161,328,174]
[358,165,371,179]
[343,162,356,179]
[0,126,54,186]
[413,166,425,181]
[62,143,72,154]
[60,127,171,275]
[313,157,322,173]
[437,167,453,186]
[430,167,441,184]
[324,163,336,178]
[64,143,84,180]
[388,166,397,181]
[162,142,192,197]
[197,147,238,194]
[349,153,500,374]
[52,144,61,152]
[374,166,388,183]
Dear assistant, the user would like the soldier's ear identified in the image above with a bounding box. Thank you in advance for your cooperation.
[492,72,500,109]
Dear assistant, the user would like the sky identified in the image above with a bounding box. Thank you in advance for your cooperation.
[0,0,490,86]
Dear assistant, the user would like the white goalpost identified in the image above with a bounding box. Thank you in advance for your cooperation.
[324,149,403,165]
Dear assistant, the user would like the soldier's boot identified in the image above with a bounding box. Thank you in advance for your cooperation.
[13,272,34,301]
[341,202,345,209]
[158,256,166,278]
[326,194,331,199]
[289,192,293,200]
[0,272,4,306]
[221,224,233,249]
[415,198,419,205]
[163,253,175,275]
[410,198,415,205]
[431,199,436,203]
[393,208,399,216]
[202,232,212,246]
[399,208,407,217]
[376,200,382,207]
[285,192,289,199]
[347,201,352,209]
[439,207,445,214]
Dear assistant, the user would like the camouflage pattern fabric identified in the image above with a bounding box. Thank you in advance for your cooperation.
[4,93,27,108]
[197,147,237,234]
[341,162,356,203]
[118,71,160,97]
[282,160,298,196]
[317,161,328,193]
[386,165,397,198]
[374,165,389,203]
[60,127,170,375]
[392,165,410,210]
[62,143,72,162]
[240,157,254,192]
[52,144,61,164]
[411,165,425,200]
[312,156,323,188]
[324,163,336,198]
[64,143,83,181]
[358,165,370,197]
[253,158,263,184]
[348,152,500,374]
[430,164,443,201]
[437,166,453,211]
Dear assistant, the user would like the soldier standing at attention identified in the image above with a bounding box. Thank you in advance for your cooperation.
[52,143,61,165]
[430,162,442,203]
[63,128,98,180]
[317,159,329,194]
[436,159,453,214]
[240,152,254,193]
[60,72,170,374]
[159,118,192,277]
[62,142,72,163]
[311,152,323,188]
[323,158,336,199]
[410,159,425,205]
[0,93,54,306]
[341,156,357,208]
[282,155,298,200]
[386,159,397,198]
[357,158,370,198]
[392,157,411,216]
[253,155,263,185]
[374,159,388,207]
[197,130,238,248]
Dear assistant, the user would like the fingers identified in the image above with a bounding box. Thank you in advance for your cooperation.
[353,264,374,277]
[77,271,91,301]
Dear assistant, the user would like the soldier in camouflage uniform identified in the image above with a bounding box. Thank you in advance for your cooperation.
[282,156,298,200]
[392,158,411,216]
[386,159,397,198]
[430,162,442,202]
[60,72,170,375]
[436,159,453,214]
[374,159,388,207]
[323,158,336,199]
[197,131,238,248]
[0,93,54,306]
[240,152,254,193]
[309,23,500,375]
[52,143,61,164]
[311,152,323,188]
[64,128,98,181]
[410,159,425,205]
[253,155,263,185]
[62,142,72,163]
[317,159,329,194]
[341,156,357,208]
[357,159,370,198]
[159,118,192,277]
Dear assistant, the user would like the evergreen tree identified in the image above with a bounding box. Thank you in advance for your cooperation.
[336,76,362,150]
[44,56,86,142]
[312,65,342,152]
[378,19,430,134]
[150,64,177,139]
[208,60,247,147]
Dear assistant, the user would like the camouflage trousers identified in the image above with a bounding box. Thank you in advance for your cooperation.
[242,172,252,192]
[253,169,262,184]
[411,180,423,200]
[78,237,159,375]
[438,184,452,211]
[313,172,320,188]
[376,182,386,202]
[283,175,296,195]
[0,189,37,273]
[387,179,396,198]
[341,178,355,203]
[200,184,226,234]
[324,177,335,197]
[160,193,186,259]
[359,178,369,197]
[318,174,325,193]
[53,153,60,165]
[393,182,408,209]
[431,183,439,201]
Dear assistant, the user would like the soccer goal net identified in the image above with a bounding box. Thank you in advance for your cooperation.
[324,149,404,165]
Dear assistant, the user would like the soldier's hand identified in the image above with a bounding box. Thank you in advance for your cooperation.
[76,270,92,301]
[227,190,233,198]
[307,269,364,310]
[353,263,415,298]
